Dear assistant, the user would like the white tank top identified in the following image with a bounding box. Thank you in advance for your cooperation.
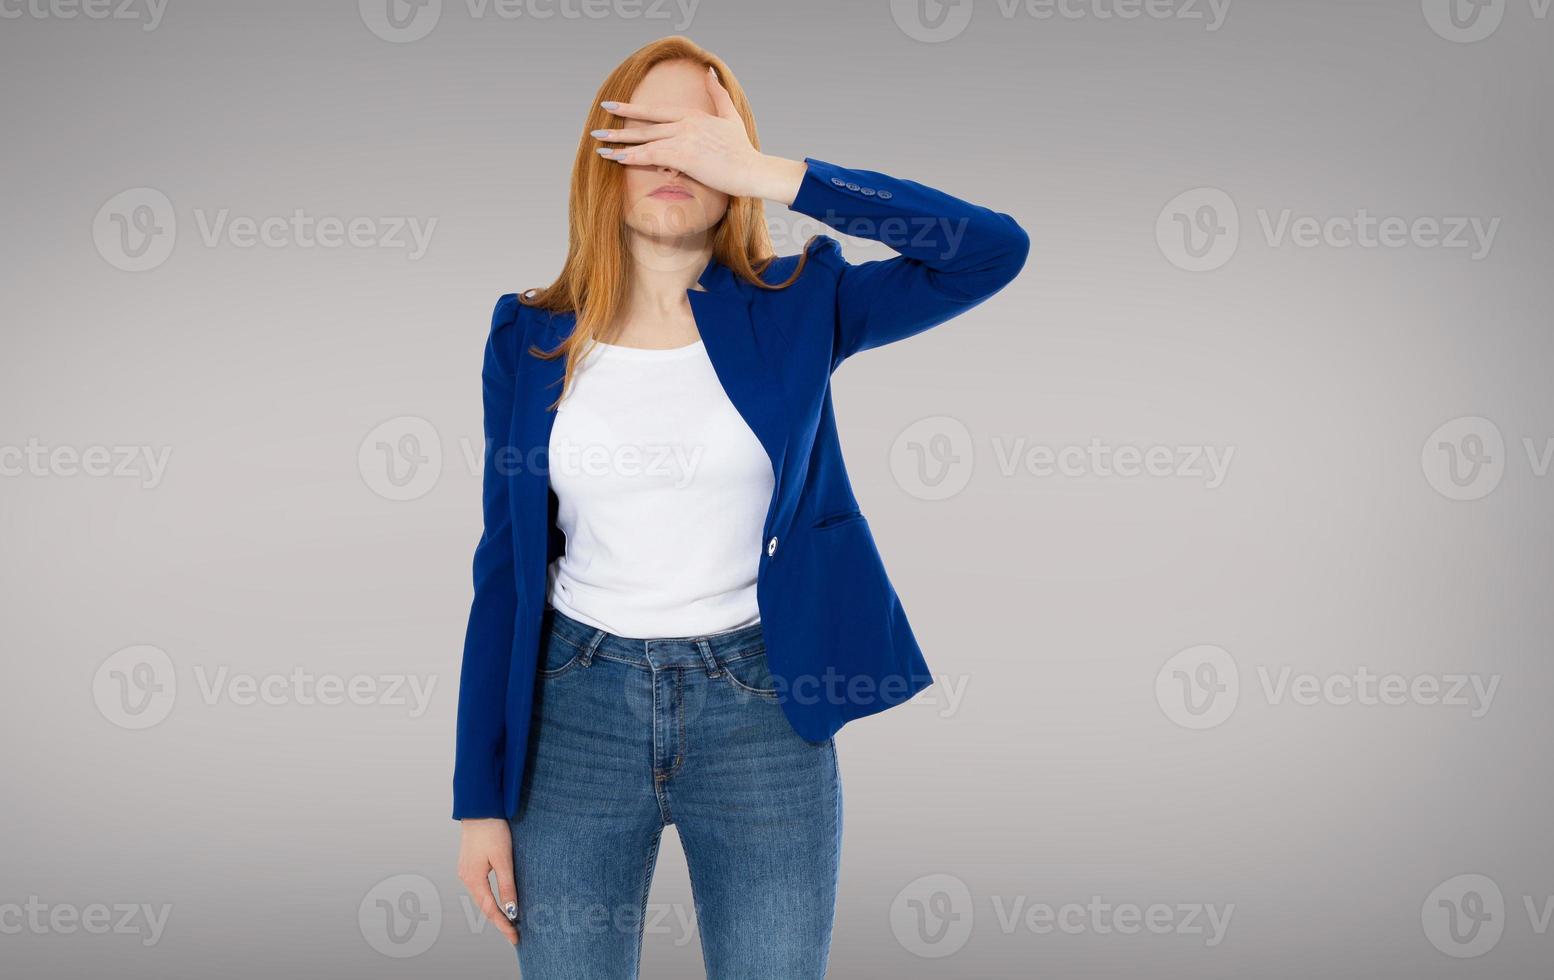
[545,338,775,639]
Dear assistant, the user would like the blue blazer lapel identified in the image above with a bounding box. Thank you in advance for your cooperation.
[689,283,789,491]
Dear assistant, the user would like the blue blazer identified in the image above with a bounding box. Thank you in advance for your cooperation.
[455,157,1029,818]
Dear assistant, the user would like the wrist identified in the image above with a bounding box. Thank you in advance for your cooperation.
[749,154,806,206]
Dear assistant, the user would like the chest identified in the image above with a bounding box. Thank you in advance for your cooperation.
[547,343,772,498]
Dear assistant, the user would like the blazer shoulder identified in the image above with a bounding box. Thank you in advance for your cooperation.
[759,234,847,287]
[485,291,529,378]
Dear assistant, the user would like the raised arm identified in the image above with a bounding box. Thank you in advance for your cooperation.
[591,70,1030,367]
[787,157,1030,365]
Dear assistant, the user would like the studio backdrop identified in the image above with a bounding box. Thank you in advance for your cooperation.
[3,1,1552,977]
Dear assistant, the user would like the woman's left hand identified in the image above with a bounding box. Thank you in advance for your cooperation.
[593,66,805,205]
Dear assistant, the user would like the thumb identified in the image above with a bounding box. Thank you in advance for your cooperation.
[495,862,519,928]
[705,65,739,120]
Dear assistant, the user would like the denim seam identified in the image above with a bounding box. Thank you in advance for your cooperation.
[537,653,583,679]
[650,666,675,824]
[661,668,687,781]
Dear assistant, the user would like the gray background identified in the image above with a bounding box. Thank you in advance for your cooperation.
[3,0,1552,976]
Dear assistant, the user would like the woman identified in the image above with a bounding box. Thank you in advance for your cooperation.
[455,36,1028,979]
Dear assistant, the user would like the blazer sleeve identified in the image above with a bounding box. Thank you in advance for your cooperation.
[452,293,522,820]
[787,157,1030,367]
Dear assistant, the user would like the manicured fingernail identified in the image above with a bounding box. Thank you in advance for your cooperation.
[504,902,517,921]
[600,101,619,110]
[596,147,617,158]
[590,129,609,138]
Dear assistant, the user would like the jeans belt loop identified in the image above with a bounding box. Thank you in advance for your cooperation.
[695,638,721,677]
[581,628,606,667]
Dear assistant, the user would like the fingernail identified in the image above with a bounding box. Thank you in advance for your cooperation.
[596,147,614,157]
[590,129,609,138]
[504,902,518,921]
[600,101,619,110]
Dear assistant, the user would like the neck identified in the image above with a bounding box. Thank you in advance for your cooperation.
[623,231,713,316]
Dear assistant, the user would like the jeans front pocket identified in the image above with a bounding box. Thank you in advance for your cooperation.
[538,630,588,679]
[719,648,780,701]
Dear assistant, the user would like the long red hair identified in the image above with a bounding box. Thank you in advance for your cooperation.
[520,37,809,405]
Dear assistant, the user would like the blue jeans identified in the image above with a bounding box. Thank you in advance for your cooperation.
[510,607,842,979]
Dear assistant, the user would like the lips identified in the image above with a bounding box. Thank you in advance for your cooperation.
[649,185,693,200]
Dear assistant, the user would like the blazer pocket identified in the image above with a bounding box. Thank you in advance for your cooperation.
[812,509,866,532]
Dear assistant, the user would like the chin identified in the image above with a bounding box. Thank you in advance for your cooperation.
[627,197,725,241]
